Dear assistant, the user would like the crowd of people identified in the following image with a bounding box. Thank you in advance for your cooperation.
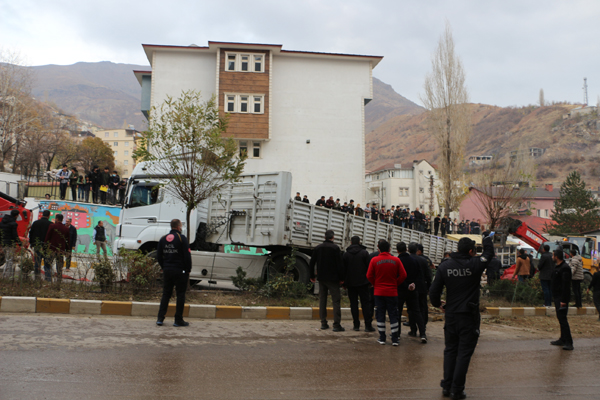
[53,164,127,205]
[0,209,109,282]
[294,192,483,236]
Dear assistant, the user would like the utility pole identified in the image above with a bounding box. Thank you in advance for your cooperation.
[583,77,588,106]
[429,175,435,214]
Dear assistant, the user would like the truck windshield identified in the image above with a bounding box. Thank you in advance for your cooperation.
[129,184,160,208]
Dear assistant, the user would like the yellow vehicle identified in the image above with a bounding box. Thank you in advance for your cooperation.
[567,236,600,284]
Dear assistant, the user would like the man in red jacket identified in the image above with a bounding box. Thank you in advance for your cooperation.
[44,214,70,283]
[367,240,407,345]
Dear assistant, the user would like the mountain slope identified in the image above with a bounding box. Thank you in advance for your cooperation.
[30,62,149,130]
[365,78,425,133]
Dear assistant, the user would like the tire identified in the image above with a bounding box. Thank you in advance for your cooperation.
[584,271,593,287]
[267,253,310,284]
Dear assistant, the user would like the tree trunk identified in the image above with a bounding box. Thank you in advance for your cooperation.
[186,207,192,240]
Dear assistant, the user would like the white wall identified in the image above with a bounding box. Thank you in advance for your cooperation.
[151,51,217,107]
[243,55,372,204]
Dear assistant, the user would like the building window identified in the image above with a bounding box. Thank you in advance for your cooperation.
[399,187,409,197]
[114,132,119,137]
[125,141,129,147]
[114,151,118,156]
[124,160,128,165]
[124,150,129,156]
[419,187,424,193]
[124,169,128,175]
[114,142,118,146]
[104,132,109,138]
[254,55,262,72]
[225,52,265,73]
[239,141,248,157]
[224,94,265,114]
[252,142,261,158]
[544,209,549,217]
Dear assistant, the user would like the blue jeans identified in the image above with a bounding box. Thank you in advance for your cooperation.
[540,280,552,306]
[78,186,85,200]
[33,247,49,280]
[518,275,527,283]
[374,295,399,343]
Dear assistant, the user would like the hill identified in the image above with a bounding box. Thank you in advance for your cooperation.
[365,102,600,187]
[365,78,425,133]
[30,61,149,130]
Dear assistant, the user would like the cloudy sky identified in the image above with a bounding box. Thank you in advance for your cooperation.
[2,0,599,107]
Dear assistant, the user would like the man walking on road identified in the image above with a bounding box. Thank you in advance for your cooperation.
[29,210,52,281]
[65,218,77,270]
[367,240,406,345]
[430,233,494,400]
[408,242,430,341]
[309,230,345,332]
[0,209,20,278]
[157,219,192,327]
[343,236,375,332]
[44,214,70,283]
[537,245,554,307]
[551,249,574,350]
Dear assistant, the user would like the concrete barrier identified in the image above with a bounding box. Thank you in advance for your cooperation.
[70,300,101,315]
[290,307,312,320]
[189,304,216,319]
[101,301,132,316]
[216,306,242,319]
[266,307,289,320]
[0,296,36,313]
[242,306,267,319]
[37,298,70,314]
[131,302,160,317]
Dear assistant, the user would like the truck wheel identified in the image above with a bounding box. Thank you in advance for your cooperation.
[268,254,310,284]
[584,271,592,287]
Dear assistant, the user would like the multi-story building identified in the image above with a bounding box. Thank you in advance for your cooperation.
[364,160,440,214]
[93,128,140,177]
[133,41,382,203]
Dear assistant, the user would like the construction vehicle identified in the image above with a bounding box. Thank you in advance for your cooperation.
[0,191,32,265]
[115,166,458,286]
[567,236,599,284]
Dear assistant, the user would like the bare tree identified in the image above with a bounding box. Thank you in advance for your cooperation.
[539,89,545,107]
[421,23,471,213]
[469,148,536,229]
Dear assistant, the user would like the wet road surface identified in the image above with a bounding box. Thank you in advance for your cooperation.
[0,314,599,399]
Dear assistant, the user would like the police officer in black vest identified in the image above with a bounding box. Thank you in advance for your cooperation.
[430,233,494,400]
[156,219,192,327]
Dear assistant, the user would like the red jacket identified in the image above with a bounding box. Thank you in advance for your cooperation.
[366,252,407,297]
[44,222,70,253]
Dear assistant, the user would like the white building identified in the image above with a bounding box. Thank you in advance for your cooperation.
[134,41,383,203]
[364,160,441,214]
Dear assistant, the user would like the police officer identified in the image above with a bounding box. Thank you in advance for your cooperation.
[430,233,494,400]
[156,219,192,327]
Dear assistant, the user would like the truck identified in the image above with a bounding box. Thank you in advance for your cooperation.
[0,191,33,266]
[115,164,458,286]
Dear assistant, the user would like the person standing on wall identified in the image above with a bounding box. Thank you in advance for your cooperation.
[65,218,77,270]
[430,233,494,400]
[343,236,375,332]
[93,221,109,261]
[44,213,70,283]
[69,167,79,201]
[309,229,345,332]
[29,210,52,281]
[156,219,192,327]
[90,166,100,203]
[109,170,120,205]
[56,165,71,201]
[99,167,110,205]
[550,249,574,350]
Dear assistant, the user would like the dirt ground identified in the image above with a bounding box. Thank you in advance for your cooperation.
[482,314,600,338]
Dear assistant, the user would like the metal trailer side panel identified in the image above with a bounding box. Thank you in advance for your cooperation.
[289,201,347,250]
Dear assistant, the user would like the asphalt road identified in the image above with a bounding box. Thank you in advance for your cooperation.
[0,314,599,399]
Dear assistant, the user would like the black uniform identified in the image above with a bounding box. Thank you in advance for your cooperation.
[413,254,432,329]
[486,257,501,286]
[430,235,494,396]
[589,271,600,320]
[157,229,192,324]
[343,244,373,330]
[551,260,573,346]
[397,252,426,337]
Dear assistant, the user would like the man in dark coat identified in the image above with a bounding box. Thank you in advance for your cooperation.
[157,219,192,327]
[316,196,326,207]
[411,243,432,333]
[434,215,441,236]
[0,209,20,278]
[399,242,427,342]
[343,236,374,332]
[430,234,494,399]
[99,167,110,204]
[29,210,52,280]
[486,256,501,287]
[550,249,573,350]
[44,214,70,283]
[90,166,101,203]
[537,244,554,307]
[65,217,78,270]
[309,229,345,332]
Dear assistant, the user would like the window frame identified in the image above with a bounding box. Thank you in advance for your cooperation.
[225,52,266,73]
[113,142,118,147]
[224,93,265,114]
[239,140,262,159]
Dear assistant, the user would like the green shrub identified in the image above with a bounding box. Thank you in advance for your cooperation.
[120,250,161,293]
[231,265,311,299]
[487,276,542,305]
[93,260,115,292]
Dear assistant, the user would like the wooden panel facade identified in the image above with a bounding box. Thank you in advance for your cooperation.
[219,48,270,140]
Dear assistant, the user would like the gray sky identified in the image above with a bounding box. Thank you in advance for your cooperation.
[2,0,599,107]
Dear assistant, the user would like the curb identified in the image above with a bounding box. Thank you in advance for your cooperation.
[0,296,597,319]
